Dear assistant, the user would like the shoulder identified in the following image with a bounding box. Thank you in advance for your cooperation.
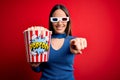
[66,36,75,40]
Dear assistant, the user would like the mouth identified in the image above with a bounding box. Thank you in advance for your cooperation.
[56,26,64,30]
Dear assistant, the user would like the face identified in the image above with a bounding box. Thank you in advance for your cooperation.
[52,9,68,34]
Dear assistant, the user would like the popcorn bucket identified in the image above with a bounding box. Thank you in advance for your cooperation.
[23,26,52,62]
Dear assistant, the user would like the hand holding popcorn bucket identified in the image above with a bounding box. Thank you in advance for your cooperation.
[23,26,52,62]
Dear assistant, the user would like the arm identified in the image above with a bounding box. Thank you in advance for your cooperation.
[70,38,87,54]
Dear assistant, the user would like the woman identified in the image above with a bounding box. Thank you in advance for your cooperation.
[30,4,87,80]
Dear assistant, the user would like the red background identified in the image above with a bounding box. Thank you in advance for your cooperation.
[0,0,120,80]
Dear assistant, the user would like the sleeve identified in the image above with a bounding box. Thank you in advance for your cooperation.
[68,36,77,54]
[69,36,76,40]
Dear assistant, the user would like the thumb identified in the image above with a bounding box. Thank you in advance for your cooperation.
[70,40,77,50]
[70,39,76,45]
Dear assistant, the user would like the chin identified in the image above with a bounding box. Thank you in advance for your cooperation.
[55,31,65,34]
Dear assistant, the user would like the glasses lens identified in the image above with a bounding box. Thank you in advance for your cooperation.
[62,18,67,21]
[52,18,58,21]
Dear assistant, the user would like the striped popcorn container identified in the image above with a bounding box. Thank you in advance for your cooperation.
[23,26,52,62]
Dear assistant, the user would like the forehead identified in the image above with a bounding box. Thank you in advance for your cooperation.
[52,9,66,17]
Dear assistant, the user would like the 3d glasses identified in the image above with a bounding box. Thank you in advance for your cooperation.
[50,17,69,22]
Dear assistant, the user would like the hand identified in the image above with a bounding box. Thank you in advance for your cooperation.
[70,38,87,54]
[29,62,41,67]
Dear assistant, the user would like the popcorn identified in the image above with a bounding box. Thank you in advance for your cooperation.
[23,26,52,62]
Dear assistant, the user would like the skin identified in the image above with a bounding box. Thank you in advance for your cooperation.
[52,9,67,34]
[52,9,87,54]
[30,9,87,67]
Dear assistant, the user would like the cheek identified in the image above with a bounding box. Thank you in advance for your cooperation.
[52,23,56,29]
[52,23,57,26]
[63,23,67,27]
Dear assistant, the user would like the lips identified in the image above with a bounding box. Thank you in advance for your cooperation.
[56,26,63,30]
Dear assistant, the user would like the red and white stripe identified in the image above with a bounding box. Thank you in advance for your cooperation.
[24,29,51,62]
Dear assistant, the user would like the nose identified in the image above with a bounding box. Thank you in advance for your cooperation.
[57,21,62,25]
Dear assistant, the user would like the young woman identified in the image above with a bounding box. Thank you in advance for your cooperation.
[30,4,87,80]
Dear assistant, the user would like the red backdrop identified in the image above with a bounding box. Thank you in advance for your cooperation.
[0,0,120,80]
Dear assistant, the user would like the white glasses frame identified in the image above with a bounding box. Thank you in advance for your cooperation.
[50,17,69,22]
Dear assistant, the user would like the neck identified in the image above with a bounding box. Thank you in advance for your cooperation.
[52,33,67,39]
